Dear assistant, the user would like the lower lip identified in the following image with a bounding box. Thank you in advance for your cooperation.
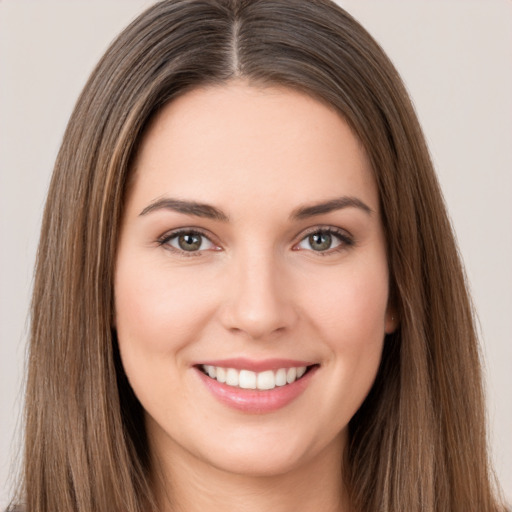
[195,366,318,413]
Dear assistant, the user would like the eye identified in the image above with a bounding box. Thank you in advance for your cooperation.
[295,228,353,253]
[159,230,218,254]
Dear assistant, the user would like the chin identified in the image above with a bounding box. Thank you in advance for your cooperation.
[201,443,315,478]
[187,422,346,479]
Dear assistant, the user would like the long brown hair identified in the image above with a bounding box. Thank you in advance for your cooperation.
[16,1,505,511]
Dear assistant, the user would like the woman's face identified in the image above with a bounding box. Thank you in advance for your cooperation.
[115,82,395,478]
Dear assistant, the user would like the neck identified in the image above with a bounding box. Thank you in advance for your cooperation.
[150,434,351,512]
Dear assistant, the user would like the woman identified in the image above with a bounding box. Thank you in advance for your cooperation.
[9,0,507,511]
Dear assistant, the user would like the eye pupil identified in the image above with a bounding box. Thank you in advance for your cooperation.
[309,232,332,251]
[178,233,202,251]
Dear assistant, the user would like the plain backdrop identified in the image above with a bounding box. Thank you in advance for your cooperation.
[1,0,511,507]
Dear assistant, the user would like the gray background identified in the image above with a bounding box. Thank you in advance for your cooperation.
[1,0,511,507]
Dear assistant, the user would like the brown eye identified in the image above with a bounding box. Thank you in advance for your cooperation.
[177,233,203,251]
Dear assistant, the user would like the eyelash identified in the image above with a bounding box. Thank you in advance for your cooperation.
[157,228,217,257]
[156,226,354,257]
[295,226,355,255]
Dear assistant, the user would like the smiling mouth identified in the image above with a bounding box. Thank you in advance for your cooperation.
[198,364,317,391]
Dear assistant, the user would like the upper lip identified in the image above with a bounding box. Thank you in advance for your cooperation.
[194,358,316,372]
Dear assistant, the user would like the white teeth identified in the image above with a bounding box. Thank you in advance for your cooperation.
[275,368,287,387]
[239,370,257,389]
[216,367,226,383]
[286,367,297,384]
[205,365,216,378]
[226,368,239,387]
[257,370,275,390]
[201,364,311,390]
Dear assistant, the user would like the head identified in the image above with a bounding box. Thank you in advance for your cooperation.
[25,1,497,511]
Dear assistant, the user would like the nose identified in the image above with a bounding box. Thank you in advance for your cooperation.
[219,251,298,340]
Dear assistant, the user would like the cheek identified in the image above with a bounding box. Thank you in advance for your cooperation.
[305,258,390,343]
[114,257,216,355]
[113,256,220,413]
[297,261,388,429]
[302,254,389,391]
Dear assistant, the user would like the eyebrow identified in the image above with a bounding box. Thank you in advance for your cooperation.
[290,196,373,219]
[139,198,230,221]
[138,195,372,222]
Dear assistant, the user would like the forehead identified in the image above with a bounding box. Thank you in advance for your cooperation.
[128,81,378,215]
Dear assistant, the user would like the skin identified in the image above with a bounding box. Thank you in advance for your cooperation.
[114,81,396,512]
